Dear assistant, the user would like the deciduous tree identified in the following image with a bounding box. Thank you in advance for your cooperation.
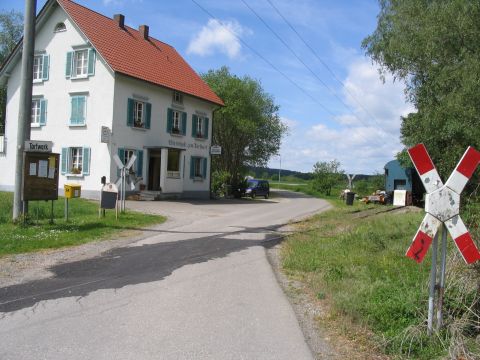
[0,10,23,132]
[202,67,286,185]
[312,160,343,196]
[362,0,480,180]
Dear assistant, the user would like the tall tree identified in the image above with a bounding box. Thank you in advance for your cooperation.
[0,10,23,132]
[312,160,343,196]
[202,66,287,185]
[362,0,480,180]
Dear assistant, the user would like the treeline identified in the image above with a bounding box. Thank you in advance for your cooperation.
[248,166,375,183]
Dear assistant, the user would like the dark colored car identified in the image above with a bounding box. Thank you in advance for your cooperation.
[245,179,270,199]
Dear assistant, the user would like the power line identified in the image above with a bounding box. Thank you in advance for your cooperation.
[190,0,335,117]
[190,0,399,151]
[265,0,389,133]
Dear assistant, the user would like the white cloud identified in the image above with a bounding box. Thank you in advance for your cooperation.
[280,116,298,130]
[271,57,416,174]
[187,19,249,59]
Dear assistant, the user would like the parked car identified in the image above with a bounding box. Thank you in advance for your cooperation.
[245,179,270,199]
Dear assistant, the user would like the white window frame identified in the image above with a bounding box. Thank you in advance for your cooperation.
[173,91,183,104]
[54,22,66,33]
[73,49,89,78]
[172,110,181,134]
[167,149,181,178]
[124,149,136,174]
[193,157,202,178]
[196,117,204,138]
[33,55,43,81]
[134,101,145,128]
[31,99,41,126]
[70,147,83,175]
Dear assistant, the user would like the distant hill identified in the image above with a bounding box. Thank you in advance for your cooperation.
[247,166,377,182]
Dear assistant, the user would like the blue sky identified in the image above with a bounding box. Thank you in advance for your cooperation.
[6,0,414,175]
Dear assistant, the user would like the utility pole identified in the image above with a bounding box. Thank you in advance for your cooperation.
[13,0,37,220]
[278,155,281,184]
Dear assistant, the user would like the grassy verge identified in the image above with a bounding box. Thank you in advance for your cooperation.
[282,200,453,358]
[0,192,165,256]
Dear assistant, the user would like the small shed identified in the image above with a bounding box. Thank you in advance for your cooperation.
[384,159,424,203]
[384,160,413,192]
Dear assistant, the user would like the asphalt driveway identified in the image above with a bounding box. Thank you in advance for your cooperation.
[0,190,330,360]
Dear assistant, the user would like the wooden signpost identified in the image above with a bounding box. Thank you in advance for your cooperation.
[22,141,59,224]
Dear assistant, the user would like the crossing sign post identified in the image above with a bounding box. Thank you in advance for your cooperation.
[407,144,480,335]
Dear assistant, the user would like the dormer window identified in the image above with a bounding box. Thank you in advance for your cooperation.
[54,22,66,32]
[173,91,183,104]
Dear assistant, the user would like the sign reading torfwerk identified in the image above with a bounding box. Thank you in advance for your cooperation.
[25,140,53,153]
[407,144,480,264]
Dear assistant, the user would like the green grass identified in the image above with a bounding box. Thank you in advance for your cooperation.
[281,201,450,358]
[0,192,165,256]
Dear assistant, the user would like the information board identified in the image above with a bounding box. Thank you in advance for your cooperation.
[101,183,118,209]
[23,152,60,201]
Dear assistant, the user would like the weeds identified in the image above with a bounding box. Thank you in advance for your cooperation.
[282,199,480,358]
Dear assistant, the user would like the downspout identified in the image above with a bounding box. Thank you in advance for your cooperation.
[209,106,220,199]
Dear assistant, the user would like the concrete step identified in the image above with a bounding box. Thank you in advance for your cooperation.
[138,191,182,201]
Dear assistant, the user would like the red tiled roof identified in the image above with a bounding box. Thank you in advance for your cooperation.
[57,0,224,106]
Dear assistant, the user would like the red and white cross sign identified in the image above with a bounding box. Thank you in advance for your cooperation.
[406,144,480,264]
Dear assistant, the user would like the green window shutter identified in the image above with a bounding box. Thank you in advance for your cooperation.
[167,108,173,133]
[61,148,68,174]
[39,99,47,126]
[82,147,91,175]
[192,115,197,137]
[66,51,73,78]
[190,157,195,179]
[127,99,134,127]
[42,55,49,81]
[117,148,125,177]
[204,117,209,139]
[70,97,78,125]
[87,49,95,76]
[78,96,86,124]
[136,150,144,177]
[202,158,207,179]
[181,112,187,135]
[145,103,151,129]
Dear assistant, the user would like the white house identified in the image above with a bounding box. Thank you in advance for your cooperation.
[0,0,224,199]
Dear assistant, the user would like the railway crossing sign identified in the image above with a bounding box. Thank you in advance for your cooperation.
[113,153,137,212]
[407,144,480,335]
[407,144,480,264]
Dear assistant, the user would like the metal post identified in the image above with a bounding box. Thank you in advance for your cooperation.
[437,224,448,330]
[278,156,281,184]
[13,0,37,220]
[427,231,439,336]
[64,198,68,221]
[50,200,54,224]
[122,167,126,212]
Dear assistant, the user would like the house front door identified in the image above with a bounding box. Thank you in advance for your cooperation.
[148,150,161,191]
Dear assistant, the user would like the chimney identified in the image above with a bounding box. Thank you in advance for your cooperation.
[139,25,149,40]
[114,14,125,29]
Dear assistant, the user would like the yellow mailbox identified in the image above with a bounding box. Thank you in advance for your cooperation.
[64,184,81,199]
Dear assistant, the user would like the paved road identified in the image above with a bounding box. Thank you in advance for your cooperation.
[0,190,330,360]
